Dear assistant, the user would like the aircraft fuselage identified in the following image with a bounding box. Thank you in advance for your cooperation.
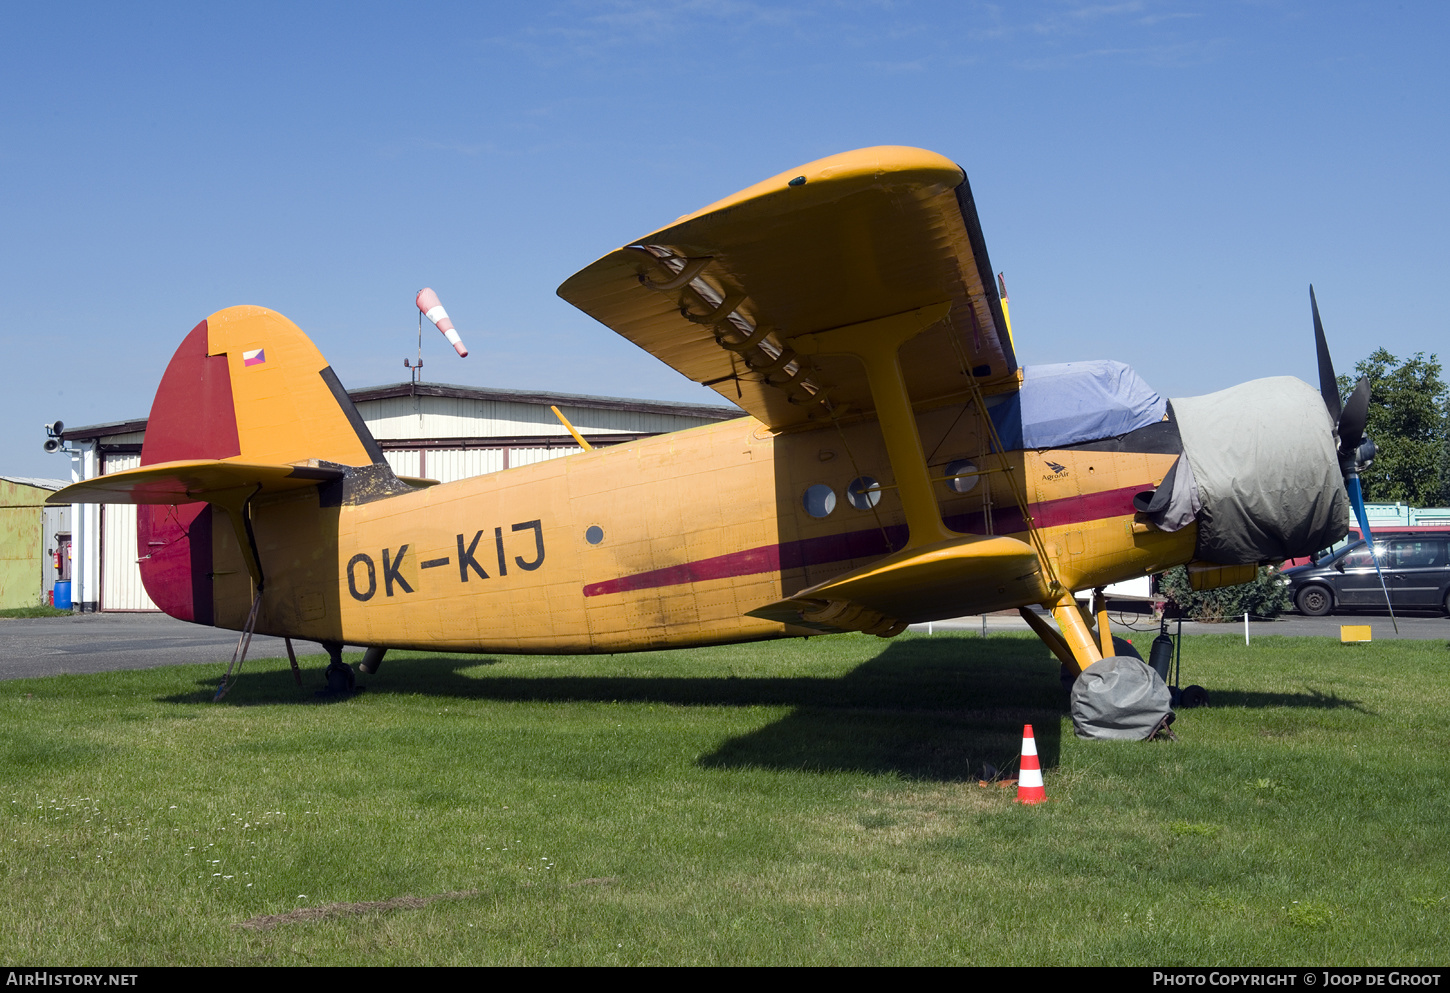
[200,403,1194,654]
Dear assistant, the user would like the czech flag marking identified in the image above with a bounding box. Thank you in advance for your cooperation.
[243,349,266,367]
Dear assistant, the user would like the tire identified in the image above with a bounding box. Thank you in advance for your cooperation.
[1180,684,1210,708]
[1296,585,1333,617]
[324,661,356,694]
[1111,635,1141,660]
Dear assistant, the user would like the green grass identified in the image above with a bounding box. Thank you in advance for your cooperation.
[2,631,1448,965]
[0,604,74,618]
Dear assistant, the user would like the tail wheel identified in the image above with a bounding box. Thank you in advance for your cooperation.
[324,661,356,694]
[1180,684,1210,708]
[1296,585,1333,617]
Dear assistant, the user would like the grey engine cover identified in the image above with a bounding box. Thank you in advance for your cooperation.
[1171,376,1349,564]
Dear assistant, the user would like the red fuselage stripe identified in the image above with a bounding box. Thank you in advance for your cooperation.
[582,483,1146,597]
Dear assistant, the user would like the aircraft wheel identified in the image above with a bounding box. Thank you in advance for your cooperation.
[1179,684,1210,708]
[1296,586,1333,617]
[324,661,356,695]
[1111,635,1141,660]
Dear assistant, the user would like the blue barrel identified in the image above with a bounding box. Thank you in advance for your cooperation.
[53,581,72,610]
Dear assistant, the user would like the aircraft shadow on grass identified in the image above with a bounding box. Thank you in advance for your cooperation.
[1193,688,1371,713]
[160,636,1367,782]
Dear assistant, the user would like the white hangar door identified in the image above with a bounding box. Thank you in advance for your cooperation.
[100,452,158,611]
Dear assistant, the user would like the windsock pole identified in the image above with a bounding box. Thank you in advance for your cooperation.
[1016,724,1047,804]
[416,287,469,358]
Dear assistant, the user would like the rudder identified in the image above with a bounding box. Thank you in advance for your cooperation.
[138,306,382,621]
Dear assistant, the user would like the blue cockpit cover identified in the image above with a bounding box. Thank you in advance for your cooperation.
[988,361,1166,450]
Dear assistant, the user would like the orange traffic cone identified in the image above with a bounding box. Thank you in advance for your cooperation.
[1016,724,1046,804]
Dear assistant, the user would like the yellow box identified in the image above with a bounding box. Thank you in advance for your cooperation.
[1340,625,1372,643]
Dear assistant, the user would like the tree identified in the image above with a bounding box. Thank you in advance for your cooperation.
[1158,565,1290,622]
[1338,349,1449,507]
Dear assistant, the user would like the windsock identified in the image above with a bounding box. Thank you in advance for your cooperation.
[416,287,468,357]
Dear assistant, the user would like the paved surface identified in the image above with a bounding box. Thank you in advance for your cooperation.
[1,609,1446,682]
[0,613,301,681]
[912,610,1450,642]
[1172,613,1449,640]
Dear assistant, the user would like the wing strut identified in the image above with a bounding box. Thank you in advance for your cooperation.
[953,332,1065,602]
[946,311,1092,666]
[793,302,954,550]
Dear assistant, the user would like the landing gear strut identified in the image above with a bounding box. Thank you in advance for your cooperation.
[318,640,358,697]
[1155,613,1210,708]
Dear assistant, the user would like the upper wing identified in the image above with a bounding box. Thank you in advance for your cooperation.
[557,146,1018,431]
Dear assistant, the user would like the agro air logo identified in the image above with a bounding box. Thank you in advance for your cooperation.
[1042,459,1068,481]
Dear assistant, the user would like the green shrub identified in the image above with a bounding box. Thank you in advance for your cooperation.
[1158,564,1290,622]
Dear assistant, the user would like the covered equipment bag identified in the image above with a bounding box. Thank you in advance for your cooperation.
[1070,656,1174,740]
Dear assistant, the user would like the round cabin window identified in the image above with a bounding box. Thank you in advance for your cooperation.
[945,459,980,494]
[846,476,882,510]
[802,484,837,518]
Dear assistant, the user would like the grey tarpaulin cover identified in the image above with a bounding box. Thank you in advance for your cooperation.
[1171,376,1350,564]
[1071,657,1173,740]
[1133,453,1202,533]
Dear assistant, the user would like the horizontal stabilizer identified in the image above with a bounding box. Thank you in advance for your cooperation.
[47,459,344,506]
[749,533,1047,632]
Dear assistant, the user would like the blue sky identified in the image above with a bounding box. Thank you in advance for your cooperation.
[2,1,1445,477]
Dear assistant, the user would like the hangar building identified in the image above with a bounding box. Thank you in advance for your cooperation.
[56,381,738,613]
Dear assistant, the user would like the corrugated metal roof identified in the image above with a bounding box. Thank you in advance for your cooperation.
[60,418,149,442]
[60,381,741,442]
[348,381,739,420]
[0,476,67,491]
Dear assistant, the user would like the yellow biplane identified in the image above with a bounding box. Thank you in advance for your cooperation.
[51,146,1365,695]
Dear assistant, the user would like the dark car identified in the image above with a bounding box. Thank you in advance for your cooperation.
[1281,526,1450,568]
[1283,537,1450,616]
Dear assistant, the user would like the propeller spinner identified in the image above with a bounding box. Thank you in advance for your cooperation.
[1311,285,1396,631]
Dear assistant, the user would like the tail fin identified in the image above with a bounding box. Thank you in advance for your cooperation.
[134,306,381,623]
[52,307,388,625]
[141,305,384,468]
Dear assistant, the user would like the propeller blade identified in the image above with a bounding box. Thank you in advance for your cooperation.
[1345,476,1374,552]
[1311,286,1342,424]
[1339,376,1372,456]
[1311,287,1393,630]
[1346,475,1399,634]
